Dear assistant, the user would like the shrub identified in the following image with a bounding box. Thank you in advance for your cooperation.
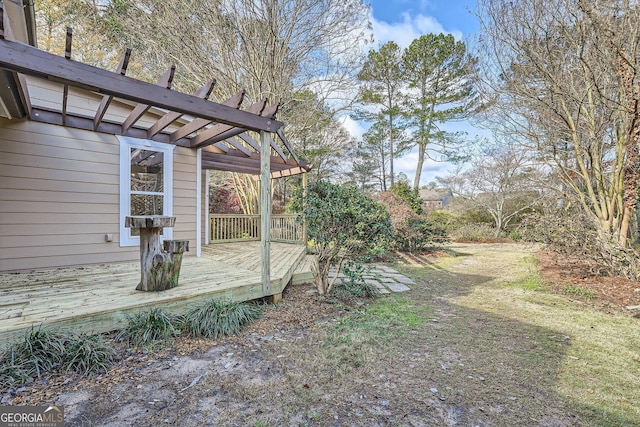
[291,181,393,294]
[396,216,448,252]
[377,191,448,252]
[334,260,380,299]
[390,181,423,214]
[427,210,464,234]
[451,223,501,242]
[519,208,639,278]
[182,299,262,339]
[117,307,181,348]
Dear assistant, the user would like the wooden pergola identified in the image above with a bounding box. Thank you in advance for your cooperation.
[0,1,310,293]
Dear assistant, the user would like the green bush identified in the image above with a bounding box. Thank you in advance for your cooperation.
[334,260,380,299]
[182,299,262,339]
[390,181,423,215]
[117,307,181,348]
[395,216,449,252]
[291,181,393,294]
[427,210,464,234]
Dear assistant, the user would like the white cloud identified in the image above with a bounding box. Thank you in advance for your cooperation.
[371,13,463,49]
[395,149,454,186]
[339,115,366,140]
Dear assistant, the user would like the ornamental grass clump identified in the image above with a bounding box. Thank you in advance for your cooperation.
[182,299,262,339]
[0,327,67,384]
[117,307,181,348]
[62,332,114,375]
[0,326,115,389]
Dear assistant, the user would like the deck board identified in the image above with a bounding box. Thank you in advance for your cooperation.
[0,241,310,346]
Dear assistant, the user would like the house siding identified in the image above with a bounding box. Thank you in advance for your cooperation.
[0,88,198,272]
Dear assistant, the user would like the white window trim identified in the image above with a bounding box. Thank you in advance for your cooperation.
[196,147,202,256]
[118,136,175,247]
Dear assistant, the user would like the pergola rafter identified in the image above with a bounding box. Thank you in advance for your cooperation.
[0,16,310,177]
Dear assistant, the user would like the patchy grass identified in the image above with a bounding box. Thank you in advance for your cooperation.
[6,243,639,426]
[446,244,640,426]
[320,295,429,374]
[562,285,596,300]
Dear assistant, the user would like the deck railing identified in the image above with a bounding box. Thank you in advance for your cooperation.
[209,214,305,244]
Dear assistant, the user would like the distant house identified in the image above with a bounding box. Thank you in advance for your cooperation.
[418,188,453,211]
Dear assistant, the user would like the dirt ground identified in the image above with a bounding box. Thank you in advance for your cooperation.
[2,242,639,426]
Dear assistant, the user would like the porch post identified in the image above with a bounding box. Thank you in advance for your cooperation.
[260,130,271,293]
[302,172,308,247]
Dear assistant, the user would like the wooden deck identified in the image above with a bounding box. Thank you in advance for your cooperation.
[0,242,311,346]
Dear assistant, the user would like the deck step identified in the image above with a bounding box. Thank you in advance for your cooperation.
[291,254,317,285]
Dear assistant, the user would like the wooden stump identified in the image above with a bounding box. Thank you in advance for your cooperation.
[125,216,188,292]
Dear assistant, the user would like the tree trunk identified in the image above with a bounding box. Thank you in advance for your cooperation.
[413,144,426,190]
[312,257,330,295]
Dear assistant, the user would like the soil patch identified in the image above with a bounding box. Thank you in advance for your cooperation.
[537,250,640,314]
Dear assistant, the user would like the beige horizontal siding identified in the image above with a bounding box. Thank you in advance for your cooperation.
[27,77,167,127]
[1,89,200,272]
[172,146,197,241]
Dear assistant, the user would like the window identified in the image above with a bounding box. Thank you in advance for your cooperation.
[119,136,174,246]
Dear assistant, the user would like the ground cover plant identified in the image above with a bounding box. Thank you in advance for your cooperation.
[1,300,262,390]
[0,327,114,389]
[181,298,263,339]
[116,307,181,349]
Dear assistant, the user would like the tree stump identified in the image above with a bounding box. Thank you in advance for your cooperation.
[125,216,188,291]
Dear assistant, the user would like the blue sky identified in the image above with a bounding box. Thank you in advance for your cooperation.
[341,0,482,187]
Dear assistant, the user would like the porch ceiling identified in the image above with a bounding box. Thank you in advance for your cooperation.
[0,2,311,178]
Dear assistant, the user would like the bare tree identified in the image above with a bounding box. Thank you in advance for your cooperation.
[476,0,640,251]
[100,0,370,136]
[439,144,546,237]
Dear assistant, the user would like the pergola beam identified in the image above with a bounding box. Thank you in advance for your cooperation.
[191,104,279,149]
[276,129,301,165]
[61,28,71,125]
[202,151,297,169]
[0,37,283,132]
[268,166,310,179]
[222,137,252,156]
[169,90,245,142]
[31,107,192,146]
